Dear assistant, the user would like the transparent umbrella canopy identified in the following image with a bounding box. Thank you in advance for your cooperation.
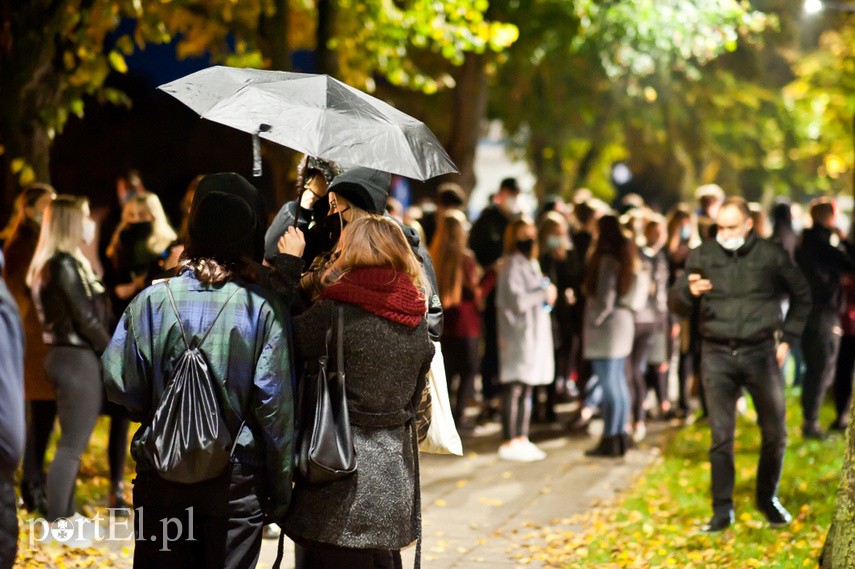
[158,66,458,180]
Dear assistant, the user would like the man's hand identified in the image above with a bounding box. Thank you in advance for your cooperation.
[278,226,306,257]
[776,342,790,369]
[688,273,712,297]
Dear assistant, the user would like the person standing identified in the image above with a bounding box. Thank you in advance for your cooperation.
[28,196,112,523]
[495,218,556,462]
[283,216,434,568]
[669,196,811,532]
[103,173,294,568]
[582,215,637,457]
[430,210,482,432]
[0,251,25,569]
[470,178,521,422]
[1,184,55,514]
[796,198,855,439]
[537,211,583,421]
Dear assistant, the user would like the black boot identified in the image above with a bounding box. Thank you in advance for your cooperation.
[701,510,734,532]
[585,436,622,457]
[20,479,47,514]
[620,433,635,454]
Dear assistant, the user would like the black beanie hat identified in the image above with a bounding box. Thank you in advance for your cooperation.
[185,172,267,264]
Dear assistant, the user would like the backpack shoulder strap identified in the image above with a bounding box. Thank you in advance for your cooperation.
[197,286,242,350]
[164,283,189,350]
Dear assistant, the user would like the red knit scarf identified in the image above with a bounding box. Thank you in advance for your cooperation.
[321,267,427,327]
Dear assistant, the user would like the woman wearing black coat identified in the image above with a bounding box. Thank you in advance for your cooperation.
[283,216,434,568]
[27,196,111,524]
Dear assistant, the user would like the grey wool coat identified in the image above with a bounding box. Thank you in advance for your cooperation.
[284,299,434,551]
[496,253,554,386]
[583,255,635,360]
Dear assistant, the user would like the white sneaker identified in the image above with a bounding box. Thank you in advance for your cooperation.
[632,423,647,443]
[521,440,547,461]
[263,523,282,539]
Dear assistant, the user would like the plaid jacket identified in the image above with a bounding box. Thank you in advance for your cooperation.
[102,270,294,519]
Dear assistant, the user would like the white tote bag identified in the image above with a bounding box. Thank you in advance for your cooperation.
[418,341,463,456]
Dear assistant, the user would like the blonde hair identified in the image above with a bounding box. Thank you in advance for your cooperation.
[321,216,426,296]
[429,210,468,307]
[26,195,99,289]
[107,191,177,260]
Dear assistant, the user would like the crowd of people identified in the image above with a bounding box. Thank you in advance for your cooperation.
[0,159,853,567]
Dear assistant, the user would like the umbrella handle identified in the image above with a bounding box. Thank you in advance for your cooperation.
[253,124,272,177]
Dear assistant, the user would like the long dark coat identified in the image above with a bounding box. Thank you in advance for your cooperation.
[284,299,434,550]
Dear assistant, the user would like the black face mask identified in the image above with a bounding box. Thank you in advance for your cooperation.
[321,211,349,245]
[120,221,153,245]
[515,238,535,256]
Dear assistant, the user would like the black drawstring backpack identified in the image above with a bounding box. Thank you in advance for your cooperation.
[143,283,245,484]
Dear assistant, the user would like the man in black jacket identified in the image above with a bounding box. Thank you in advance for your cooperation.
[796,198,855,439]
[0,251,25,569]
[669,197,811,533]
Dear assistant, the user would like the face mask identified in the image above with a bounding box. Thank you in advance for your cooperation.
[31,212,43,226]
[680,225,691,241]
[504,196,519,215]
[82,218,96,246]
[716,234,745,251]
[515,238,535,256]
[546,236,563,250]
[125,221,154,240]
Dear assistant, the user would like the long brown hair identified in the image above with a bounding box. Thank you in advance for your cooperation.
[584,214,637,297]
[429,210,468,307]
[321,216,425,295]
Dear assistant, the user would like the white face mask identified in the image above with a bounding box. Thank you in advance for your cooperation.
[82,218,96,246]
[716,234,744,251]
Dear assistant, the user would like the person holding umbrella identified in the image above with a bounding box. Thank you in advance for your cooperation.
[266,166,444,342]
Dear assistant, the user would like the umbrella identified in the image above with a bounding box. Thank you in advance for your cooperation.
[158,66,458,180]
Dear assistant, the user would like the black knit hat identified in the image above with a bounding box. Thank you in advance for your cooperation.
[185,172,267,264]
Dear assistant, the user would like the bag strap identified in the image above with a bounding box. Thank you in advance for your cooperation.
[164,281,240,350]
[336,306,344,376]
[323,305,345,374]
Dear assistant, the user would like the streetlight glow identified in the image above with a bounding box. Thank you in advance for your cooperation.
[804,0,824,14]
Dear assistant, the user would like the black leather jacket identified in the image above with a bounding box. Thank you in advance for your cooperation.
[669,232,811,345]
[31,252,111,353]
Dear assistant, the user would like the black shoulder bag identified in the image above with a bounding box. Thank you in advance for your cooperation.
[293,305,357,483]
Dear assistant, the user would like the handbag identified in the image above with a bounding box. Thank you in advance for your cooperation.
[418,341,463,456]
[293,305,357,483]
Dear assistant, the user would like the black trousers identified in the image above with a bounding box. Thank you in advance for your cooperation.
[801,309,841,429]
[441,336,479,425]
[501,382,533,440]
[296,541,401,569]
[21,400,56,487]
[833,334,855,425]
[132,463,266,569]
[0,469,16,569]
[702,340,786,515]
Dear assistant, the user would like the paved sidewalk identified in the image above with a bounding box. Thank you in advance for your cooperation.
[258,418,671,569]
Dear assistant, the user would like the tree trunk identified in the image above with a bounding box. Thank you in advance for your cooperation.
[571,107,611,191]
[823,409,855,568]
[316,0,337,76]
[446,52,487,196]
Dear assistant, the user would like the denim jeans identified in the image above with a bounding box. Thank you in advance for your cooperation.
[591,358,629,437]
[702,340,786,515]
